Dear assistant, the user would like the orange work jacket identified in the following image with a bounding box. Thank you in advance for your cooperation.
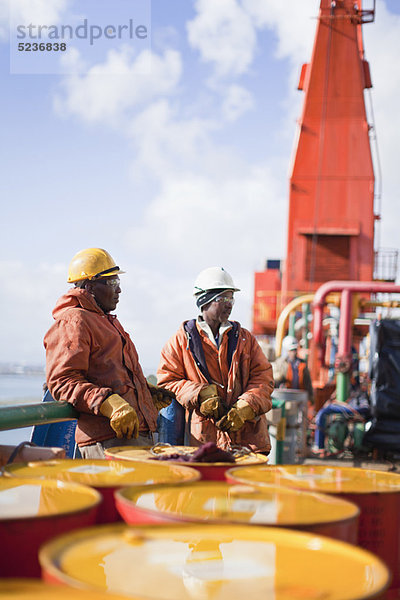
[286,360,307,389]
[44,288,158,447]
[157,321,274,453]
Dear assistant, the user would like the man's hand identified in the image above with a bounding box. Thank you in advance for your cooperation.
[199,384,225,420]
[100,394,139,439]
[148,384,175,411]
[216,399,255,433]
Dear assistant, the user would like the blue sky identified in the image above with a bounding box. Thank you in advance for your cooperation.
[1,0,400,374]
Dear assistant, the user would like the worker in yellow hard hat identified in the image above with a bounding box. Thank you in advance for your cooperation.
[44,248,173,458]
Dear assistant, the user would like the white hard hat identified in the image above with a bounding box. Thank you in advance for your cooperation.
[294,317,306,332]
[193,267,240,296]
[282,335,298,352]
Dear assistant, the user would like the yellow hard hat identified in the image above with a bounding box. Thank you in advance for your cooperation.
[67,248,125,283]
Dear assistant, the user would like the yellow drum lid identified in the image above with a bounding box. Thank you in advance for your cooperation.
[0,579,133,600]
[39,522,389,600]
[0,477,100,519]
[116,481,359,525]
[105,445,268,466]
[4,458,200,487]
[227,465,400,494]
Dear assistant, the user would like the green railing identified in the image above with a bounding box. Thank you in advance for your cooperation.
[0,401,78,431]
[0,398,286,463]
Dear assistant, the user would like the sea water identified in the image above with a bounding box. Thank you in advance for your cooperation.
[0,373,46,445]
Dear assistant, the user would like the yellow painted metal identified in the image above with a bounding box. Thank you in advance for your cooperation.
[275,293,340,357]
[117,481,359,525]
[0,477,100,519]
[105,445,268,466]
[0,579,131,600]
[39,522,389,600]
[4,458,200,487]
[275,294,314,357]
[227,465,400,494]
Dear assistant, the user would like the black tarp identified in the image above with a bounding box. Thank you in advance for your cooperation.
[363,320,400,451]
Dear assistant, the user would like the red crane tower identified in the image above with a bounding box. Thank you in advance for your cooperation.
[253,0,381,337]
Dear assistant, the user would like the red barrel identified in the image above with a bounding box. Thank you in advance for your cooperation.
[115,481,359,543]
[227,464,400,594]
[0,477,100,578]
[105,445,268,481]
[0,579,136,600]
[4,458,200,523]
[39,522,389,599]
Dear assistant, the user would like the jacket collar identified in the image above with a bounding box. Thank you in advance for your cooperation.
[52,287,106,319]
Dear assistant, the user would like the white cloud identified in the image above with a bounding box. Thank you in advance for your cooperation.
[242,0,317,63]
[0,0,69,41]
[0,260,66,365]
[221,84,254,121]
[187,0,256,77]
[186,0,318,82]
[127,99,218,179]
[54,48,182,125]
[126,167,285,264]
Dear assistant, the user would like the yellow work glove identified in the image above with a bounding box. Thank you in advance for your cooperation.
[199,384,225,420]
[216,399,255,433]
[100,394,139,439]
[148,384,175,411]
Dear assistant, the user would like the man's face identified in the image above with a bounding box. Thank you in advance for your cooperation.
[202,291,234,324]
[88,276,121,313]
[288,348,297,361]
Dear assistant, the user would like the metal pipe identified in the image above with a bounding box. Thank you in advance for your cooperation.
[275,294,315,357]
[288,313,296,337]
[0,402,78,431]
[313,281,400,348]
[336,372,349,403]
[338,289,352,357]
[276,292,339,357]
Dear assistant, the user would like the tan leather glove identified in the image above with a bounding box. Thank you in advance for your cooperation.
[216,399,255,433]
[199,384,225,420]
[100,394,139,439]
[148,384,175,411]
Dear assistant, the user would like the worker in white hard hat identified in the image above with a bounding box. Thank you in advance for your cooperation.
[272,335,314,403]
[157,267,274,453]
[44,248,173,458]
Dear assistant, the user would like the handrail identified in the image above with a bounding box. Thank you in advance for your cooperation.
[0,399,284,432]
[0,401,78,431]
[0,399,287,463]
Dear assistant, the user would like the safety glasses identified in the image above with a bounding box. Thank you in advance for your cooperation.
[96,277,120,288]
[214,295,235,305]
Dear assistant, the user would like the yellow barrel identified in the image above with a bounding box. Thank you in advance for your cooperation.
[227,465,400,593]
[115,481,359,543]
[0,477,100,578]
[105,445,268,481]
[39,522,389,600]
[0,579,134,600]
[4,458,200,523]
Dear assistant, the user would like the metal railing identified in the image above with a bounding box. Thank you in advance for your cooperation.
[0,399,287,463]
[0,401,78,431]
